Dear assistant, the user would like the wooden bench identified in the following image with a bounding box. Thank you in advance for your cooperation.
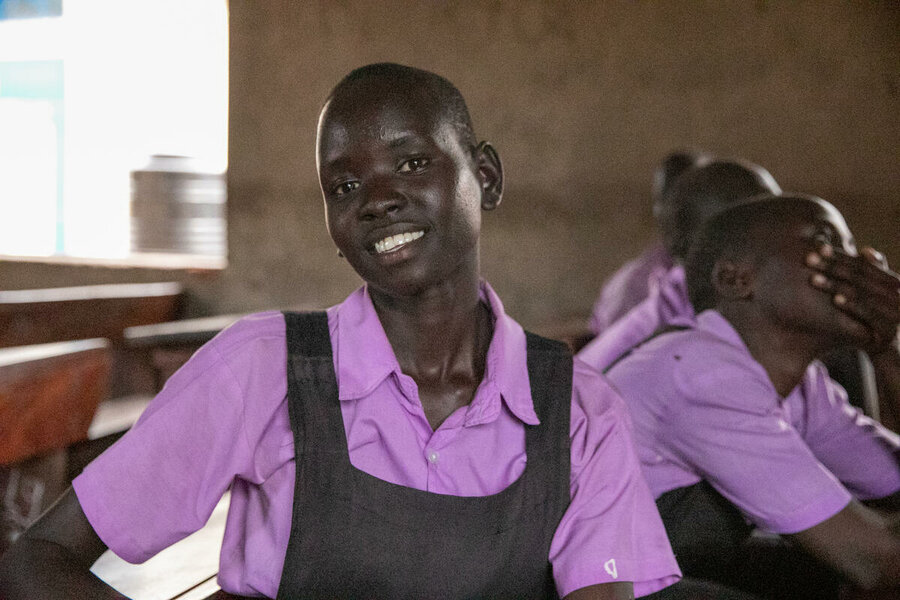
[0,282,185,348]
[0,338,113,554]
[0,282,185,397]
[0,339,111,465]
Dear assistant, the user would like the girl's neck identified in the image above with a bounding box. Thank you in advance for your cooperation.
[370,274,490,383]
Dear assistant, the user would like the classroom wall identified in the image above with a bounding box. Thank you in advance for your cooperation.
[2,1,897,328]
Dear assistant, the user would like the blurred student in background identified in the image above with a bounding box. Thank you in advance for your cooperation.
[589,150,710,336]
[606,196,900,599]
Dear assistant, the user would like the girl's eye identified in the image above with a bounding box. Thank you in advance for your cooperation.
[398,157,429,173]
[333,181,359,196]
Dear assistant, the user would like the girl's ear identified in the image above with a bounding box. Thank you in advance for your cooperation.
[475,141,503,211]
[712,258,756,302]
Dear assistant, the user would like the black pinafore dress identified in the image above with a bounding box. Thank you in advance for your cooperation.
[275,312,572,600]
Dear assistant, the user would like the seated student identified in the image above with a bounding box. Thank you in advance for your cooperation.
[605,195,900,599]
[0,64,680,599]
[579,158,780,370]
[588,150,709,337]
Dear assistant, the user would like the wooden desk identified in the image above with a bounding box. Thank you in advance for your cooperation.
[0,283,184,348]
[0,338,111,465]
[0,282,185,397]
[123,314,243,350]
[0,338,112,553]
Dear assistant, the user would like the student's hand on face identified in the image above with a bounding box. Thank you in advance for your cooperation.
[806,244,900,356]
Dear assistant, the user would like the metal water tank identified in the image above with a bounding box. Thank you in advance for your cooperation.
[130,155,226,256]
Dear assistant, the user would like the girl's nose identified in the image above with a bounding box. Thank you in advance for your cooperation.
[360,178,406,220]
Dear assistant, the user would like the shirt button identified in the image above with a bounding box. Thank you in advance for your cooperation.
[427,450,440,464]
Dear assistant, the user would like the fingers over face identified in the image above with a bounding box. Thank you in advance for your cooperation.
[806,245,900,352]
[806,245,900,301]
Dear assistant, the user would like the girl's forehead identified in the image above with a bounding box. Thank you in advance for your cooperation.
[324,81,444,131]
[319,97,445,152]
[329,107,437,139]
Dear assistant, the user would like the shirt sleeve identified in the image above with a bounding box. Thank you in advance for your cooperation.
[72,312,288,564]
[667,350,853,534]
[579,298,662,373]
[550,359,681,598]
[796,362,900,500]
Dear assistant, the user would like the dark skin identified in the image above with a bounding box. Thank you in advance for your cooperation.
[712,197,900,591]
[0,77,634,599]
[0,487,125,599]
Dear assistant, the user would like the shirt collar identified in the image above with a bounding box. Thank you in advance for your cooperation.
[330,286,399,402]
[476,281,540,426]
[652,265,696,327]
[329,282,540,427]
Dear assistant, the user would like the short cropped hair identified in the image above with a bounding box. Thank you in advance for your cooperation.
[662,159,780,261]
[326,63,477,149]
[685,195,811,312]
[653,150,709,205]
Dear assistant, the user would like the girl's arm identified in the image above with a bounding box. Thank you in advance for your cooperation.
[0,486,129,599]
[564,582,635,599]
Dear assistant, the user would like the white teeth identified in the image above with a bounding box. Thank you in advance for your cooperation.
[374,230,424,254]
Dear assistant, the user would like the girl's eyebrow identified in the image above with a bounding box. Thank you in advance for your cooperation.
[321,156,351,173]
[387,134,417,149]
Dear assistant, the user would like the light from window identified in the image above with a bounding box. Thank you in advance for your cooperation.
[0,0,228,261]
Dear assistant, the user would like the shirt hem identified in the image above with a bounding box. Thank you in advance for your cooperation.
[555,556,682,598]
[755,495,852,534]
[73,476,149,565]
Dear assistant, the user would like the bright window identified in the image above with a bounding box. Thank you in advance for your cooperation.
[0,0,228,262]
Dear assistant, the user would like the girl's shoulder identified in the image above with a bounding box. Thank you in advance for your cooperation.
[208,310,288,355]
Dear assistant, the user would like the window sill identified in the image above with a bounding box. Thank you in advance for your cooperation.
[0,252,227,271]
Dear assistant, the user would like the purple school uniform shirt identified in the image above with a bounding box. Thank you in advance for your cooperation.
[582,265,694,371]
[74,282,680,598]
[589,243,675,336]
[605,309,900,534]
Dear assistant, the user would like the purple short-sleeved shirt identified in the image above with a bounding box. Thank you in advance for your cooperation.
[74,282,680,598]
[605,309,900,534]
[582,265,694,372]
[589,243,675,337]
